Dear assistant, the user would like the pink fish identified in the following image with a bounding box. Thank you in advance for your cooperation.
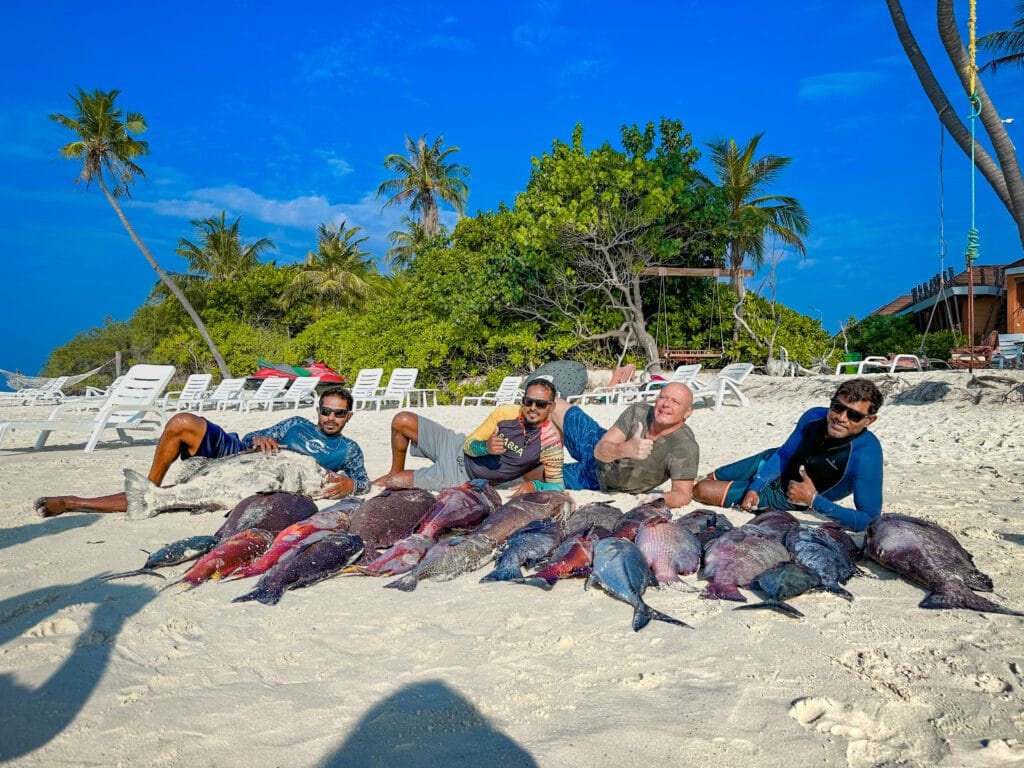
[231,508,351,579]
[635,516,702,584]
[416,480,502,539]
[526,527,609,589]
[181,529,273,586]
[354,534,434,576]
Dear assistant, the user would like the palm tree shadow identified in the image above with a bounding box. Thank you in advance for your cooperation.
[0,514,99,552]
[320,680,537,768]
[0,577,156,761]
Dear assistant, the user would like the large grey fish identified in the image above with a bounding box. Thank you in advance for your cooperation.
[700,526,790,602]
[232,531,364,605]
[784,525,862,599]
[565,501,622,535]
[216,491,319,539]
[480,518,565,583]
[124,450,330,520]
[865,514,1024,616]
[384,534,493,592]
[475,491,573,546]
[586,537,690,631]
[735,562,822,619]
[415,480,502,539]
[635,516,702,584]
[348,488,436,550]
[102,535,220,581]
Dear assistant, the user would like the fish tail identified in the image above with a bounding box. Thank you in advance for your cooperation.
[101,568,167,582]
[734,600,805,619]
[480,563,524,583]
[700,582,746,602]
[232,585,281,605]
[515,576,556,590]
[635,602,691,632]
[383,573,418,592]
[823,584,854,601]
[123,469,158,520]
[921,588,1024,616]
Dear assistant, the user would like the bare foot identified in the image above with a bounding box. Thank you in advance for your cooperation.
[34,497,71,518]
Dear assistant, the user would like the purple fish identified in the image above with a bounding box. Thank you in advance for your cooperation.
[354,534,433,576]
[635,516,702,584]
[700,527,790,602]
[475,491,572,546]
[216,492,319,539]
[416,480,502,539]
[349,488,436,550]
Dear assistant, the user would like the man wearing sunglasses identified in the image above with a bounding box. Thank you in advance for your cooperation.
[373,379,564,496]
[692,378,884,531]
[35,386,369,516]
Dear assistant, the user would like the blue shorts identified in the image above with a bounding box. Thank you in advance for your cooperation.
[178,419,245,461]
[561,406,606,490]
[713,448,793,510]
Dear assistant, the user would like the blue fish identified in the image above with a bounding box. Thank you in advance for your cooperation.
[784,525,862,600]
[102,535,220,581]
[735,562,821,619]
[480,518,565,583]
[586,538,691,632]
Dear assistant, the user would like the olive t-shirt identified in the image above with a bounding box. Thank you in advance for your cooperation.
[595,402,699,493]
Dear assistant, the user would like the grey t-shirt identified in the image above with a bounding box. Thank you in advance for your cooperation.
[595,402,699,493]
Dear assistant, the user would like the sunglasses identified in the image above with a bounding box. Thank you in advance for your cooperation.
[319,405,351,418]
[829,399,871,423]
[522,396,553,409]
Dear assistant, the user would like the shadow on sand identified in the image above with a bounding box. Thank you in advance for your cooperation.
[0,514,99,552]
[0,576,156,761]
[320,680,537,768]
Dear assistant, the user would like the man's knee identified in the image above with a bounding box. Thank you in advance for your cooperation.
[391,411,418,437]
[163,413,207,442]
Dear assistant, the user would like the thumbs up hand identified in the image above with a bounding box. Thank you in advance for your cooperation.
[623,421,653,460]
[786,464,818,507]
[486,428,506,455]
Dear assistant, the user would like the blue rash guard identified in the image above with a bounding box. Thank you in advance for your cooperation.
[749,407,883,532]
[241,416,370,495]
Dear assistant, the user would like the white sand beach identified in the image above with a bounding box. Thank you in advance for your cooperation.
[1,371,1023,768]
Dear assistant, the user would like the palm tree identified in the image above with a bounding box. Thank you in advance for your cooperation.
[283,222,375,314]
[386,215,433,269]
[979,1,1024,74]
[708,133,809,307]
[177,211,274,283]
[50,87,232,377]
[376,135,470,237]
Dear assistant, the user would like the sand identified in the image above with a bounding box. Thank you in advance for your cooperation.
[1,371,1023,768]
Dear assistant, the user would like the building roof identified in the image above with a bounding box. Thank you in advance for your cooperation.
[870,295,913,317]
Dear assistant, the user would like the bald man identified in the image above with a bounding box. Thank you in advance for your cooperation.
[548,382,699,509]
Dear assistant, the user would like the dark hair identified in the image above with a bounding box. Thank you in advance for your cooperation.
[834,378,883,414]
[524,377,557,401]
[319,386,353,410]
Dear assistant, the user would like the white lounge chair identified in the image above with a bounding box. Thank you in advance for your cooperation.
[200,378,248,411]
[362,368,419,411]
[2,376,70,406]
[690,363,754,412]
[162,373,213,412]
[278,377,321,410]
[993,333,1024,369]
[0,364,175,453]
[638,364,702,402]
[461,376,524,406]
[567,366,638,405]
[350,369,384,411]
[82,375,125,399]
[835,354,922,375]
[242,377,290,411]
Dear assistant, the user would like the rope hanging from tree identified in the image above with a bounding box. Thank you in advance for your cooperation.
[964,0,982,371]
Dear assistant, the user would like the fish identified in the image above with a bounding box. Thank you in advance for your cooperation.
[480,518,565,583]
[735,562,822,619]
[746,509,802,538]
[564,501,623,535]
[348,488,436,551]
[612,499,668,541]
[675,509,735,548]
[635,516,702,584]
[524,527,611,589]
[102,534,220,581]
[784,525,862,599]
[700,527,791,602]
[233,531,365,605]
[215,491,319,539]
[865,514,1024,616]
[586,537,691,631]
[817,521,863,562]
[230,505,354,579]
[474,491,573,546]
[178,529,274,587]
[353,534,434,576]
[415,480,502,539]
[384,534,493,592]
[124,450,330,520]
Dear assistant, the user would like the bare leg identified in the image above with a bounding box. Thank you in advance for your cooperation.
[372,411,418,487]
[35,414,210,517]
[692,473,732,507]
[548,398,571,433]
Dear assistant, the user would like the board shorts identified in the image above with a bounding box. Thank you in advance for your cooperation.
[178,418,245,462]
[560,406,605,491]
[712,448,794,510]
[409,416,473,490]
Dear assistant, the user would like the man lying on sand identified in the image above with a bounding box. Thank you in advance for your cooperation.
[373,379,563,496]
[693,378,883,532]
[547,382,699,509]
[35,386,369,516]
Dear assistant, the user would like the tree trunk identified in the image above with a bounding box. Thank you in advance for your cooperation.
[99,180,232,378]
[422,197,439,238]
[730,249,746,344]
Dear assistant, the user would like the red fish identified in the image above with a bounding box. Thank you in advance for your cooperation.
[181,529,273,586]
[231,507,351,579]
[354,534,434,576]
[416,480,502,540]
[525,527,609,589]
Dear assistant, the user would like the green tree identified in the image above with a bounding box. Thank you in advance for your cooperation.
[707,133,809,314]
[173,211,274,295]
[386,215,434,269]
[50,87,232,377]
[377,135,470,237]
[283,222,375,314]
[979,2,1024,74]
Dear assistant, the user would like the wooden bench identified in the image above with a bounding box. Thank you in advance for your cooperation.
[660,349,723,366]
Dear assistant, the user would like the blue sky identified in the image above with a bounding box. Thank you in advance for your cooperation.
[2,0,1022,377]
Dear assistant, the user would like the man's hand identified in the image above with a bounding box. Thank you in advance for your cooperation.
[510,480,535,498]
[324,473,356,499]
[251,436,280,454]
[486,428,506,456]
[621,421,653,461]
[739,490,760,512]
[786,465,817,507]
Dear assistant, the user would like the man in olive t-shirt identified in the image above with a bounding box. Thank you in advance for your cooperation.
[548,382,699,509]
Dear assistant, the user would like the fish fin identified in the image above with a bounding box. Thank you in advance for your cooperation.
[101,568,167,582]
[920,589,1024,616]
[516,576,556,591]
[822,584,854,601]
[383,574,418,592]
[158,578,190,594]
[584,572,597,591]
[734,600,805,619]
[480,563,524,583]
[632,603,691,632]
[700,582,746,602]
[664,580,699,593]
[123,469,158,520]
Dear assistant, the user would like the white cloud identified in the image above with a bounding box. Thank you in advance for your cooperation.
[798,71,886,101]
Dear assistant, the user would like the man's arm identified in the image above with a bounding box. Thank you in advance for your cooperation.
[593,425,651,463]
[240,416,305,448]
[463,405,519,456]
[807,441,883,532]
[661,478,694,509]
[336,439,371,495]
[749,410,817,493]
